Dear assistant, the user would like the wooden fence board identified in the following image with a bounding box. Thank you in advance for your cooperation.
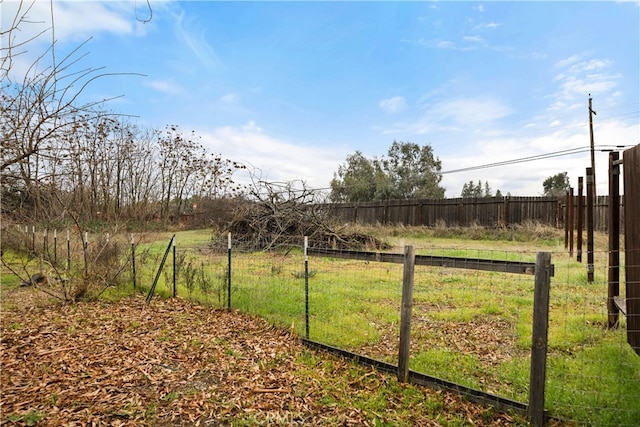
[322,196,622,231]
[623,144,640,355]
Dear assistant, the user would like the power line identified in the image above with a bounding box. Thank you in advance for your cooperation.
[440,144,633,175]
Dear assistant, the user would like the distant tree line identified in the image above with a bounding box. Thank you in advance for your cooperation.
[460,180,502,198]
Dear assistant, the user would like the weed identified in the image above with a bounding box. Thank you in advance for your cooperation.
[8,411,45,426]
[162,391,179,402]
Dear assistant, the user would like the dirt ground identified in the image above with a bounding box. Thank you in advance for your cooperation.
[1,287,540,426]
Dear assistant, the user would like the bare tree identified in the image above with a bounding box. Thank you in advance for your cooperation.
[156,125,245,224]
[1,0,142,223]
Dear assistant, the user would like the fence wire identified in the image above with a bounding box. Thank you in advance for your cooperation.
[409,247,536,404]
[5,228,639,425]
[545,248,639,425]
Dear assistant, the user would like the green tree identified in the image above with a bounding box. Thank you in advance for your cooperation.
[460,180,494,198]
[542,172,570,196]
[382,141,445,199]
[330,151,383,202]
[330,141,445,202]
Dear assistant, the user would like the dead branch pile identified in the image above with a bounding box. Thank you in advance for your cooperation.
[211,180,387,252]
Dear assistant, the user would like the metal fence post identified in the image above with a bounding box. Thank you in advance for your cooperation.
[227,232,232,310]
[43,229,47,261]
[398,245,415,383]
[172,237,177,297]
[66,229,71,272]
[83,231,88,277]
[53,229,57,264]
[146,234,176,305]
[131,234,137,290]
[528,251,552,426]
[304,236,310,340]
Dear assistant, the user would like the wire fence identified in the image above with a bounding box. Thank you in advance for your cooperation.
[218,242,638,426]
[3,227,639,426]
[545,247,639,425]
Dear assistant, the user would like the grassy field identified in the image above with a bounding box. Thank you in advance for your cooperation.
[2,224,639,425]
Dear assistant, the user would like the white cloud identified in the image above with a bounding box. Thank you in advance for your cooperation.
[429,97,513,127]
[51,2,134,41]
[147,79,184,95]
[1,1,134,45]
[440,118,638,197]
[173,10,221,70]
[199,122,349,189]
[552,55,621,105]
[483,22,502,29]
[378,95,513,138]
[2,1,138,81]
[463,35,484,43]
[220,92,239,104]
[554,55,581,70]
[242,120,261,132]
[379,96,407,114]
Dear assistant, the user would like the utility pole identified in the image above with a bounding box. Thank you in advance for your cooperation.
[589,95,597,195]
[587,95,596,283]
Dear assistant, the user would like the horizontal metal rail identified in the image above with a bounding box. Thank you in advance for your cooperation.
[307,248,553,276]
[302,339,533,418]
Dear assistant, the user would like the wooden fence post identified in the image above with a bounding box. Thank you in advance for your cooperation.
[563,192,569,249]
[608,152,620,328]
[623,145,640,355]
[568,187,574,258]
[398,245,415,383]
[528,251,552,426]
[586,167,595,282]
[577,177,584,263]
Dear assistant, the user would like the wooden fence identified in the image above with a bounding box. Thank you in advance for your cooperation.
[322,195,623,231]
[622,144,640,355]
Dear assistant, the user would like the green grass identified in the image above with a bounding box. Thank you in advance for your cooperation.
[3,225,637,425]
[128,228,639,425]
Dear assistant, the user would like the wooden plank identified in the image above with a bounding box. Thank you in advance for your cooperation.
[613,296,627,316]
[307,248,404,264]
[608,152,621,328]
[623,144,640,355]
[307,248,548,276]
[415,255,545,276]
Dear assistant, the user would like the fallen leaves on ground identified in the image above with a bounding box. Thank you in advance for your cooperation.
[1,291,550,426]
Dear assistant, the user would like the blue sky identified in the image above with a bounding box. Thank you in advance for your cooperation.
[3,0,639,196]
